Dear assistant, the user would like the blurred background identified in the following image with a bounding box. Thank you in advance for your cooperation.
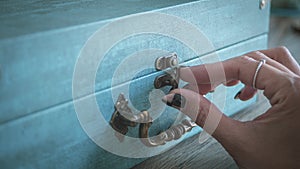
[269,0,300,63]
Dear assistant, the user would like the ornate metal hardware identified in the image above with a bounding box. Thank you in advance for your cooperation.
[139,118,197,147]
[110,93,152,141]
[109,53,197,147]
[155,53,178,70]
[110,93,197,147]
[154,53,179,90]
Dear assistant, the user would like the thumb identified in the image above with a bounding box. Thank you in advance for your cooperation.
[162,88,246,152]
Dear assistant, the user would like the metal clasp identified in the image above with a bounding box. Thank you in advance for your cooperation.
[110,93,197,147]
[110,93,152,141]
[154,53,179,90]
[109,53,197,147]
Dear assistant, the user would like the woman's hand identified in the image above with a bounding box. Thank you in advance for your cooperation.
[162,47,300,169]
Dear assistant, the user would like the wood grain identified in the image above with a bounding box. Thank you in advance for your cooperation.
[0,35,267,169]
[0,0,198,39]
[0,1,270,168]
[0,0,270,124]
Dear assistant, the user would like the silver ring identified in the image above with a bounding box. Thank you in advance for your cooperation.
[252,59,266,89]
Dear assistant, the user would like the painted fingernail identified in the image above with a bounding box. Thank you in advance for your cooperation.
[234,91,242,100]
[162,93,186,108]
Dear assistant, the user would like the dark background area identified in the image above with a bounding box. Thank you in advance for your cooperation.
[269,0,300,63]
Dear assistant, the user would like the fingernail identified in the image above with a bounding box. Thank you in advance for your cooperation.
[162,93,186,108]
[234,91,241,100]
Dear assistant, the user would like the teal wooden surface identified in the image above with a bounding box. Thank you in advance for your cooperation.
[0,0,198,39]
[0,35,268,169]
[0,0,270,124]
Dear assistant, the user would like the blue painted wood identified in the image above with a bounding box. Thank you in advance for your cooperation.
[0,0,199,39]
[0,35,268,169]
[0,0,270,124]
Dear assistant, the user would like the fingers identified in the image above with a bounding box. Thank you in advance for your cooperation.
[183,80,239,95]
[245,50,294,75]
[180,61,227,86]
[162,88,246,154]
[179,47,299,102]
[180,55,286,99]
[162,88,242,135]
[259,46,300,75]
[224,80,240,86]
[183,83,210,95]
[184,82,257,101]
[234,86,257,101]
[183,83,215,95]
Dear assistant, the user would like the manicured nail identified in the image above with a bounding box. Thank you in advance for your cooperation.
[234,91,242,100]
[162,93,186,108]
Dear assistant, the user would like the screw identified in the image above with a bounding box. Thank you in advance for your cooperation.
[169,57,178,68]
[260,0,267,9]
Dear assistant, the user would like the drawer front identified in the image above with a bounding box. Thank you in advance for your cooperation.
[0,35,268,169]
[0,0,269,123]
[0,0,270,169]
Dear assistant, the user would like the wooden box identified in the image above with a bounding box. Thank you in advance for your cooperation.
[0,0,270,168]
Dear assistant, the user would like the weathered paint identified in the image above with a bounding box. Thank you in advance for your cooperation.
[0,35,268,169]
[0,0,269,123]
[0,0,270,168]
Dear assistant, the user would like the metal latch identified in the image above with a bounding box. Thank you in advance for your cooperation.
[109,53,197,147]
[110,93,196,147]
[154,53,179,90]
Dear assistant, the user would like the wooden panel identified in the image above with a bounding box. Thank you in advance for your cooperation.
[0,0,198,39]
[0,35,267,169]
[0,0,270,124]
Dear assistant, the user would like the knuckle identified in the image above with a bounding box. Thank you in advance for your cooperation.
[239,55,256,64]
[281,74,298,89]
[253,50,261,55]
[277,46,291,56]
[294,76,300,90]
[248,51,260,57]
[283,76,300,100]
[278,45,288,51]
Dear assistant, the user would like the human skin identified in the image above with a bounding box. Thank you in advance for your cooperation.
[162,47,300,169]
